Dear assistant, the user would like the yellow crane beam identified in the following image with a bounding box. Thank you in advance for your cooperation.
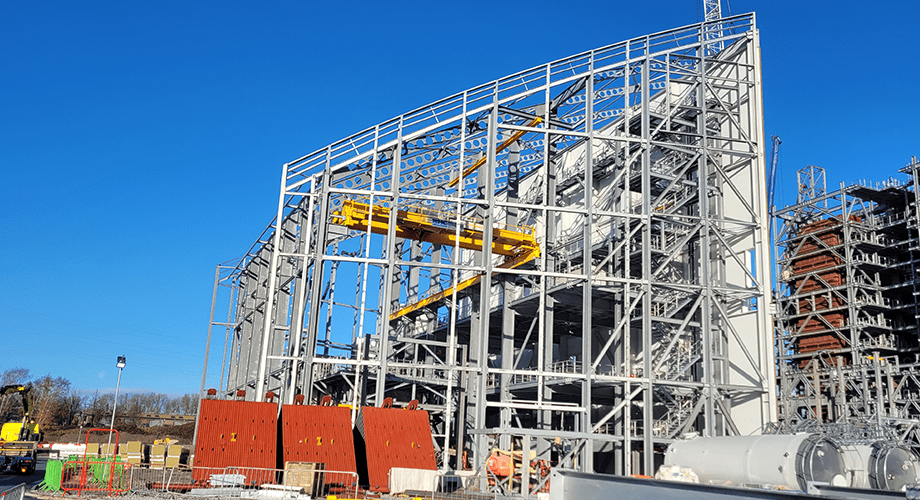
[332,200,537,257]
[330,199,541,320]
[389,243,538,320]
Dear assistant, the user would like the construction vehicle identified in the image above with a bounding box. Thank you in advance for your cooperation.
[0,441,37,474]
[0,384,40,474]
[0,385,40,442]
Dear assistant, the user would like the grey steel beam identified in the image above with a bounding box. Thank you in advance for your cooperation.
[206,15,769,489]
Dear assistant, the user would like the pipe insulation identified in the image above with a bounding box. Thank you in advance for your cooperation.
[664,434,847,490]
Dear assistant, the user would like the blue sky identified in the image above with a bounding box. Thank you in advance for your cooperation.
[2,1,918,396]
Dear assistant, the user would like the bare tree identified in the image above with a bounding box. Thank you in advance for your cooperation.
[85,392,114,427]
[30,375,76,428]
[177,394,199,415]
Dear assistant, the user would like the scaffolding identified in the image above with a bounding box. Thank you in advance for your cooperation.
[204,14,773,488]
[773,159,920,430]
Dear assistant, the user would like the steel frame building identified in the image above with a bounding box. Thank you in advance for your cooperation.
[204,14,773,488]
[773,159,920,430]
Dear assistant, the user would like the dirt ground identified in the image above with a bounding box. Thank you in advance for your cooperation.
[41,423,195,445]
[26,491,189,500]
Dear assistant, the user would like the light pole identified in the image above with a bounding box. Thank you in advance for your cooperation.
[105,356,126,461]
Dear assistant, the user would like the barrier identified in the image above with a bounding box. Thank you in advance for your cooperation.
[59,428,130,496]
[37,459,63,492]
[131,463,358,498]
[0,483,25,500]
[61,458,130,495]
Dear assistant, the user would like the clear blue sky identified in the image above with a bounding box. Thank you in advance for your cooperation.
[2,1,918,396]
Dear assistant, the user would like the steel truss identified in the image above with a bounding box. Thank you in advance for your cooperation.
[206,14,773,487]
[773,161,920,430]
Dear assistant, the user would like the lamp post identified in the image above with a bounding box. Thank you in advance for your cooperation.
[105,356,126,461]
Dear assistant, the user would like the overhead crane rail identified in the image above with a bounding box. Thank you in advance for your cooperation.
[331,199,540,320]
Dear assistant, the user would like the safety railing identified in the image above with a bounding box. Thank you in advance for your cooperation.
[486,359,586,388]
[386,465,512,497]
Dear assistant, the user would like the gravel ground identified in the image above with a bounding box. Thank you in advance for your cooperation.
[26,489,202,500]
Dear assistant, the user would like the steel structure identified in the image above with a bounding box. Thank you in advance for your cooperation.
[773,159,920,429]
[205,14,773,486]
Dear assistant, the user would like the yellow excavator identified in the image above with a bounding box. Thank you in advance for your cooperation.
[0,384,40,474]
[0,385,39,442]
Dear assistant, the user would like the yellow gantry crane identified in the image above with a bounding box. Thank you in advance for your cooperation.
[332,199,540,320]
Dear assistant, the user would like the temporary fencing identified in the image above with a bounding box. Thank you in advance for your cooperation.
[37,459,63,492]
[58,428,131,496]
[382,468,492,498]
[135,464,222,492]
[61,457,130,495]
[130,463,358,498]
[0,483,25,500]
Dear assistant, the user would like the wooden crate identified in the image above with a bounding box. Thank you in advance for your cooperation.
[283,462,325,496]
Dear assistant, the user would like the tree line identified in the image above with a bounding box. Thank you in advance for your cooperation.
[0,367,199,430]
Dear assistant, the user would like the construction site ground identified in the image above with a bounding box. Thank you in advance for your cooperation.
[0,456,191,500]
[25,489,199,500]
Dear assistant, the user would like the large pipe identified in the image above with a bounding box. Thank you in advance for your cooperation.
[867,442,920,491]
[839,444,872,488]
[835,442,920,490]
[664,434,847,490]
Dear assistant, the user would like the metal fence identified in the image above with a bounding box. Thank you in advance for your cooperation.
[130,463,358,498]
[61,459,131,495]
[0,483,25,500]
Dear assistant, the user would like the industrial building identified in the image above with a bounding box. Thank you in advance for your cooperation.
[203,13,775,490]
[773,158,920,430]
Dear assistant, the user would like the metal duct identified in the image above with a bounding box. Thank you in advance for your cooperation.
[867,442,920,491]
[664,434,847,490]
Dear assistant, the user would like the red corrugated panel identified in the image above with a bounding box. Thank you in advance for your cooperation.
[193,399,278,485]
[280,404,357,486]
[357,406,436,492]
